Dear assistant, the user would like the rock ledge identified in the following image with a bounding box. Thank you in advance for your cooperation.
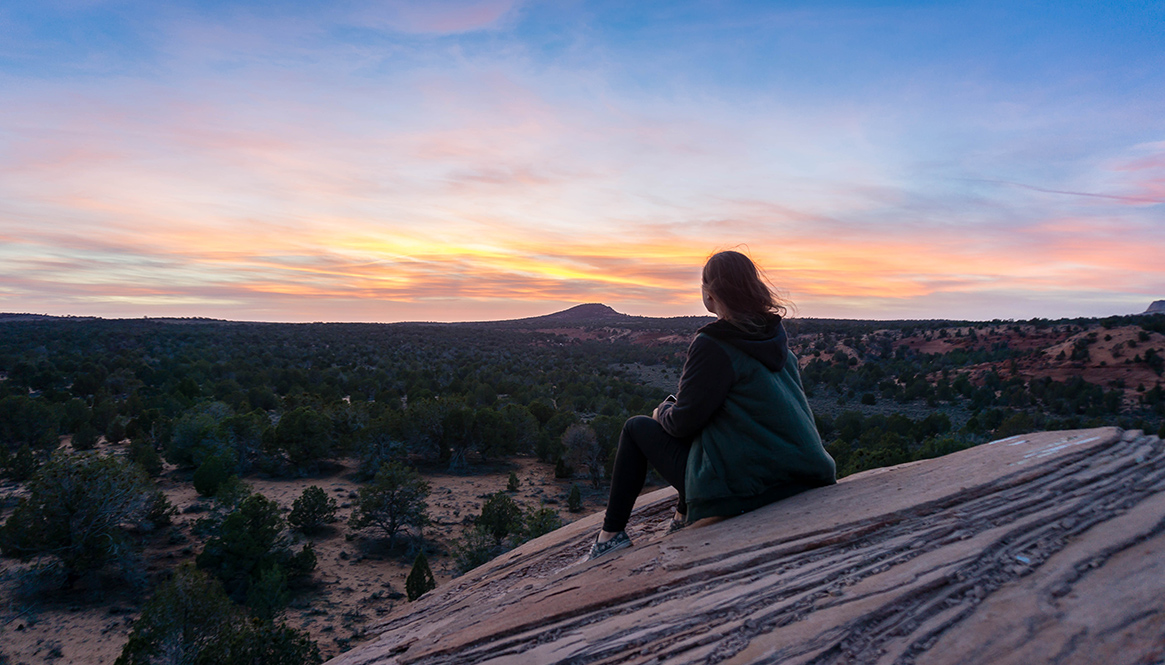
[329,428,1165,665]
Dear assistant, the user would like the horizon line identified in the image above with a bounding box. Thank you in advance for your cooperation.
[3,304,1161,327]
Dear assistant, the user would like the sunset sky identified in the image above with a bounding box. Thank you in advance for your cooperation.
[2,1,1163,323]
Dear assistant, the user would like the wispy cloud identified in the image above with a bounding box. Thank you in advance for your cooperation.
[349,0,521,34]
[964,178,1165,206]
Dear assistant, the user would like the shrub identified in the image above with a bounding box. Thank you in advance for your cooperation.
[356,416,405,479]
[405,552,436,601]
[499,404,540,455]
[167,402,232,468]
[554,457,573,479]
[563,424,606,488]
[246,565,290,621]
[212,476,253,512]
[449,501,564,576]
[0,395,61,450]
[0,453,154,587]
[116,564,235,665]
[451,527,499,575]
[220,614,322,664]
[145,491,177,530]
[825,439,850,473]
[348,462,430,550]
[196,493,283,596]
[196,493,314,600]
[840,446,908,477]
[289,486,338,533]
[524,506,563,539]
[272,406,332,473]
[71,422,99,451]
[116,564,321,665]
[567,484,582,513]
[285,541,317,579]
[507,471,520,492]
[128,438,163,476]
[7,443,37,481]
[106,418,126,445]
[995,411,1036,438]
[477,492,523,544]
[193,453,234,497]
[917,436,975,460]
[219,411,267,475]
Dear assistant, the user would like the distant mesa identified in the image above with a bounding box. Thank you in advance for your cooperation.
[539,303,628,320]
[1145,300,1165,315]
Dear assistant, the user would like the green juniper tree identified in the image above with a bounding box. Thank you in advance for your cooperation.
[563,424,606,488]
[348,461,430,550]
[196,493,315,601]
[406,552,436,602]
[0,453,155,587]
[116,564,321,665]
[7,443,37,481]
[567,484,583,513]
[477,492,523,544]
[289,485,338,533]
[246,564,291,621]
[128,438,163,476]
[524,506,563,539]
[272,406,333,473]
[193,452,234,497]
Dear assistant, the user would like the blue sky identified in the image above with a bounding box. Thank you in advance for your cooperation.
[1,1,1162,322]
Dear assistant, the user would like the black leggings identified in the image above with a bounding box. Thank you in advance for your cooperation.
[602,416,691,533]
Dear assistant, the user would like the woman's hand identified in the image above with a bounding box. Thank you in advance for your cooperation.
[653,395,676,421]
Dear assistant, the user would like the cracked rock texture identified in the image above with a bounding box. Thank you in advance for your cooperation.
[328,427,1165,665]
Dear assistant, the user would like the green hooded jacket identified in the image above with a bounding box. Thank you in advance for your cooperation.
[682,331,836,521]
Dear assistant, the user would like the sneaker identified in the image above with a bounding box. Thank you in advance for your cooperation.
[667,514,687,534]
[587,531,632,560]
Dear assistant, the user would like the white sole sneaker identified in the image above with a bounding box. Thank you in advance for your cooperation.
[587,531,632,560]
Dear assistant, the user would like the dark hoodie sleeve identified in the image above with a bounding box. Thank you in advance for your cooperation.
[655,335,735,439]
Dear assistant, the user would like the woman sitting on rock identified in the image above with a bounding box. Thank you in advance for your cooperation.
[589,250,836,560]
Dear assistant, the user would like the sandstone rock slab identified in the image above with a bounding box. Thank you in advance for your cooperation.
[329,428,1165,665]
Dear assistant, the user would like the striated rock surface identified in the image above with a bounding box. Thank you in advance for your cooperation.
[329,428,1165,665]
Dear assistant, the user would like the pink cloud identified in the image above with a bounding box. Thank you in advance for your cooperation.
[352,0,519,34]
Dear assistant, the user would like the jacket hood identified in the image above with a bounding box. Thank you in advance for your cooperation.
[698,315,788,372]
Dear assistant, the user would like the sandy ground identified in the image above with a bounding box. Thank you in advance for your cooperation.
[533,327,690,347]
[866,323,1164,406]
[957,325,1164,406]
[618,363,682,394]
[0,446,613,664]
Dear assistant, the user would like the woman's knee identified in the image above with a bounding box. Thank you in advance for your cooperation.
[623,415,661,440]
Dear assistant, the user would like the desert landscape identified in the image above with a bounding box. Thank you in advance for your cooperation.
[3,3,1161,661]
[1,306,1163,663]
[0,439,614,663]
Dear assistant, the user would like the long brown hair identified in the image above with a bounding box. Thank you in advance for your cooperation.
[701,250,789,331]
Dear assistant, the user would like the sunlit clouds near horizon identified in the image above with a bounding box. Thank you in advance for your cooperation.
[1,1,1163,323]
